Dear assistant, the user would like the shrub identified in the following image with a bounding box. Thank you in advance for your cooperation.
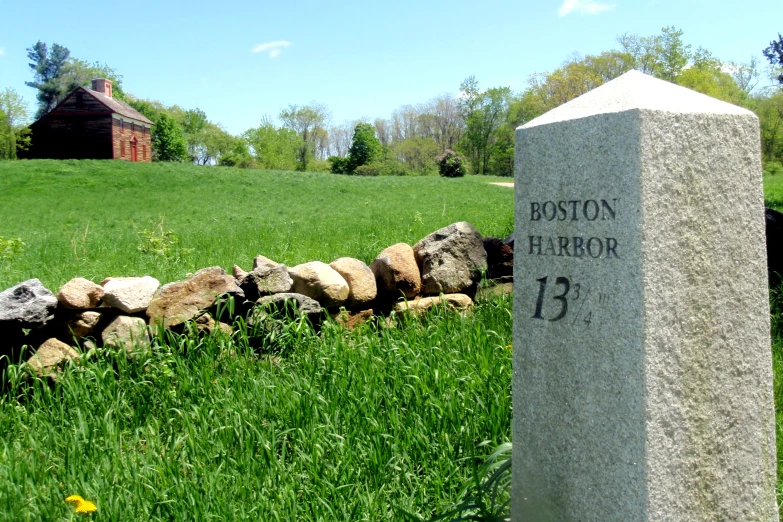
[328,156,349,174]
[437,149,466,178]
[355,158,409,177]
[764,161,783,177]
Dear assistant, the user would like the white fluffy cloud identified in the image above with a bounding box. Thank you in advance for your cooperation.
[250,40,292,58]
[558,0,616,16]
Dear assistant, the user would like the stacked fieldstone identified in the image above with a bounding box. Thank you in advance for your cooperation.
[0,221,514,377]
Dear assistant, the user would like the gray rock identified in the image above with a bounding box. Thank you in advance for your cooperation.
[253,254,281,270]
[240,264,293,301]
[252,292,324,327]
[0,279,58,328]
[414,222,487,295]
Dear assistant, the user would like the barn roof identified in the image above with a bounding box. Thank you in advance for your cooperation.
[82,88,154,125]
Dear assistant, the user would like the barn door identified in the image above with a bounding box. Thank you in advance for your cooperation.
[130,137,138,162]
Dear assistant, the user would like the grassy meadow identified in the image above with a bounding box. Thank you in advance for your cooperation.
[0,160,514,290]
[0,160,514,521]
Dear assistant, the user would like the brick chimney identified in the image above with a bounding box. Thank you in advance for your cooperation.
[92,78,112,98]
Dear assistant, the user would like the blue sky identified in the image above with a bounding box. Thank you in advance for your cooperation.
[0,0,781,134]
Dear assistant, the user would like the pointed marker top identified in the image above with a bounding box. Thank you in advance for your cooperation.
[520,70,754,130]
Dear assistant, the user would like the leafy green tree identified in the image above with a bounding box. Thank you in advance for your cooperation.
[347,122,382,172]
[182,108,208,163]
[459,77,511,175]
[279,103,329,171]
[199,124,240,165]
[25,41,71,117]
[764,33,783,85]
[244,119,302,171]
[0,88,31,159]
[63,58,126,100]
[392,136,438,174]
[657,26,691,82]
[151,113,187,162]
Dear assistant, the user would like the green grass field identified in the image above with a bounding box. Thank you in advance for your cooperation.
[0,160,514,521]
[0,160,514,290]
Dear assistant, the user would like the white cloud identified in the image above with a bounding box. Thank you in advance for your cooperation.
[251,40,292,58]
[558,0,616,16]
[0,48,5,57]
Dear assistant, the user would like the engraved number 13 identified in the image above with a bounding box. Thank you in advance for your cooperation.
[532,276,570,321]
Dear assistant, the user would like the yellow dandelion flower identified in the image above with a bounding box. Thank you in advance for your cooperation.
[74,500,97,514]
[65,495,84,504]
[505,344,512,350]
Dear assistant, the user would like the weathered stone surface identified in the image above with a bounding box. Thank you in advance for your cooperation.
[331,308,374,329]
[26,338,79,377]
[240,265,293,301]
[0,279,58,328]
[147,267,243,328]
[232,264,249,284]
[512,71,778,521]
[414,222,487,294]
[61,310,103,340]
[289,261,349,308]
[482,237,514,280]
[194,314,233,335]
[370,243,421,300]
[329,257,377,307]
[476,282,513,301]
[56,278,104,309]
[102,316,149,353]
[102,276,160,313]
[394,294,473,316]
[252,292,325,329]
[253,254,281,270]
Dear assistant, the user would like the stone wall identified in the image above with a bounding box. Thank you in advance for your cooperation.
[0,221,514,378]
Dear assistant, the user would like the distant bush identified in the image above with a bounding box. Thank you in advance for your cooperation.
[437,149,466,178]
[328,156,349,174]
[219,153,256,169]
[764,161,783,177]
[355,158,408,177]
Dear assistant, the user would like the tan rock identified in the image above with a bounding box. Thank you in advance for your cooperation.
[370,243,422,299]
[253,254,281,270]
[194,314,233,335]
[289,261,350,308]
[102,316,149,353]
[332,308,374,330]
[330,257,377,307]
[146,267,243,328]
[26,338,79,378]
[56,277,104,309]
[102,276,160,313]
[476,282,514,301]
[62,310,102,339]
[232,265,249,283]
[394,293,473,316]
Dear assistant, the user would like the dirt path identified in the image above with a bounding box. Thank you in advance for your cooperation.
[489,182,514,188]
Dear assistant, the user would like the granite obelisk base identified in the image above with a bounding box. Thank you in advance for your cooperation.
[512,71,778,521]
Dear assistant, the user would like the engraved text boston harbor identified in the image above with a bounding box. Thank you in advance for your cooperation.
[528,198,619,259]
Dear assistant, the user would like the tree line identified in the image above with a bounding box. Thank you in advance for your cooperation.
[2,29,783,176]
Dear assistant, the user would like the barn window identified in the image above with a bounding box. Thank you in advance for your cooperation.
[120,139,125,157]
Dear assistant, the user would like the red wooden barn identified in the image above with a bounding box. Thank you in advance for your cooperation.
[23,79,154,162]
